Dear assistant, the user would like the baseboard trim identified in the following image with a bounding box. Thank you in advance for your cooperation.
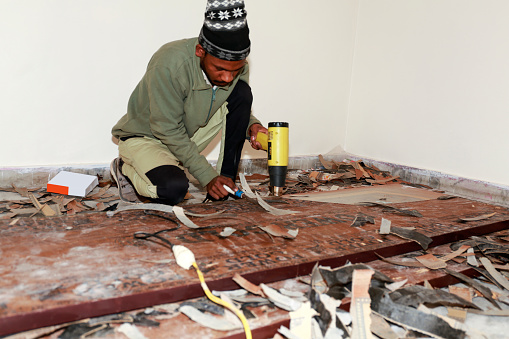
[2,156,508,207]
[334,155,509,208]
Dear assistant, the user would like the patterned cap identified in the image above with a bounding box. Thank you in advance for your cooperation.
[198,0,250,61]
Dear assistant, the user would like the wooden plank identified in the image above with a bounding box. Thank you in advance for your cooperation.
[0,196,508,336]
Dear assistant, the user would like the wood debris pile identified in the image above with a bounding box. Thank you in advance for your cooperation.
[451,234,509,290]
[283,155,422,195]
[9,242,509,339]
[172,241,509,339]
[0,181,119,221]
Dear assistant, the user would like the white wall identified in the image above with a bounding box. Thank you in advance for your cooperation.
[346,0,509,186]
[5,1,506,187]
[0,0,354,167]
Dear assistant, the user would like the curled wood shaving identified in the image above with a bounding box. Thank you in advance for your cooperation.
[173,206,200,229]
[184,210,225,218]
[239,173,257,199]
[458,212,497,222]
[259,224,298,239]
[480,257,509,291]
[179,305,241,331]
[374,253,424,268]
[385,279,408,292]
[232,273,264,296]
[260,284,302,312]
[318,154,338,170]
[255,192,298,216]
[28,192,56,217]
[219,227,236,237]
[440,245,471,262]
[416,253,447,270]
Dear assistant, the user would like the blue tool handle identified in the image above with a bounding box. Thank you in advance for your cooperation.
[223,185,244,198]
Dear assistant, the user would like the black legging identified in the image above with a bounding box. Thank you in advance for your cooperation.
[146,80,253,205]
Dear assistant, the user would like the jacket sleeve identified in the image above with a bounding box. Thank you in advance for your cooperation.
[146,66,219,187]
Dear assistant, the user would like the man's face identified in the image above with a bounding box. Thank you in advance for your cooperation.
[196,44,246,87]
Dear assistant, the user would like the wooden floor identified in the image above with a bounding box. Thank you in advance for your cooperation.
[1,185,508,337]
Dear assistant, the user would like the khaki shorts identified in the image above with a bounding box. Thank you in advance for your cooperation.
[118,103,229,199]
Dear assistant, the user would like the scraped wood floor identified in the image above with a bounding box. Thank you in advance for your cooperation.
[1,184,508,337]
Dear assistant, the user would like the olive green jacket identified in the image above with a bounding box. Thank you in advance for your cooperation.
[112,38,260,187]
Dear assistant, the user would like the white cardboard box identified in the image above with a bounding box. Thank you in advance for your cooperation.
[47,171,99,197]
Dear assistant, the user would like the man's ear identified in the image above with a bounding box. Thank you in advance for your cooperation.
[195,44,206,58]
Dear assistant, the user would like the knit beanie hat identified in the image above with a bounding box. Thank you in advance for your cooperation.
[198,0,251,61]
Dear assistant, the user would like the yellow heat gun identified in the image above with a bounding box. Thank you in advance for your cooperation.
[256,122,289,196]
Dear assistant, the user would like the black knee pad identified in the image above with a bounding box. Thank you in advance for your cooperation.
[145,165,189,205]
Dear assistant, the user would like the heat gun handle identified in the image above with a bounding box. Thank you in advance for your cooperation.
[255,132,268,151]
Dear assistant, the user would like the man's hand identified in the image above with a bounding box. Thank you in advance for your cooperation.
[206,175,235,200]
[248,123,268,150]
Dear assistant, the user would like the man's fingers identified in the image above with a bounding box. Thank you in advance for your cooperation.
[251,141,262,150]
[207,175,235,200]
[213,178,231,198]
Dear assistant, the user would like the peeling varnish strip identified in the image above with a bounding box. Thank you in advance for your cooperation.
[440,245,471,262]
[239,173,256,199]
[350,269,374,339]
[459,212,497,222]
[219,227,236,237]
[179,305,241,331]
[255,192,298,216]
[466,248,479,267]
[184,210,225,217]
[480,257,509,291]
[260,284,302,312]
[28,192,56,217]
[385,278,408,292]
[107,203,222,229]
[318,154,337,170]
[390,226,432,250]
[375,253,424,268]
[173,206,200,229]
[351,160,371,178]
[106,203,174,216]
[232,273,264,296]
[416,253,447,270]
[107,203,224,218]
[259,224,298,239]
